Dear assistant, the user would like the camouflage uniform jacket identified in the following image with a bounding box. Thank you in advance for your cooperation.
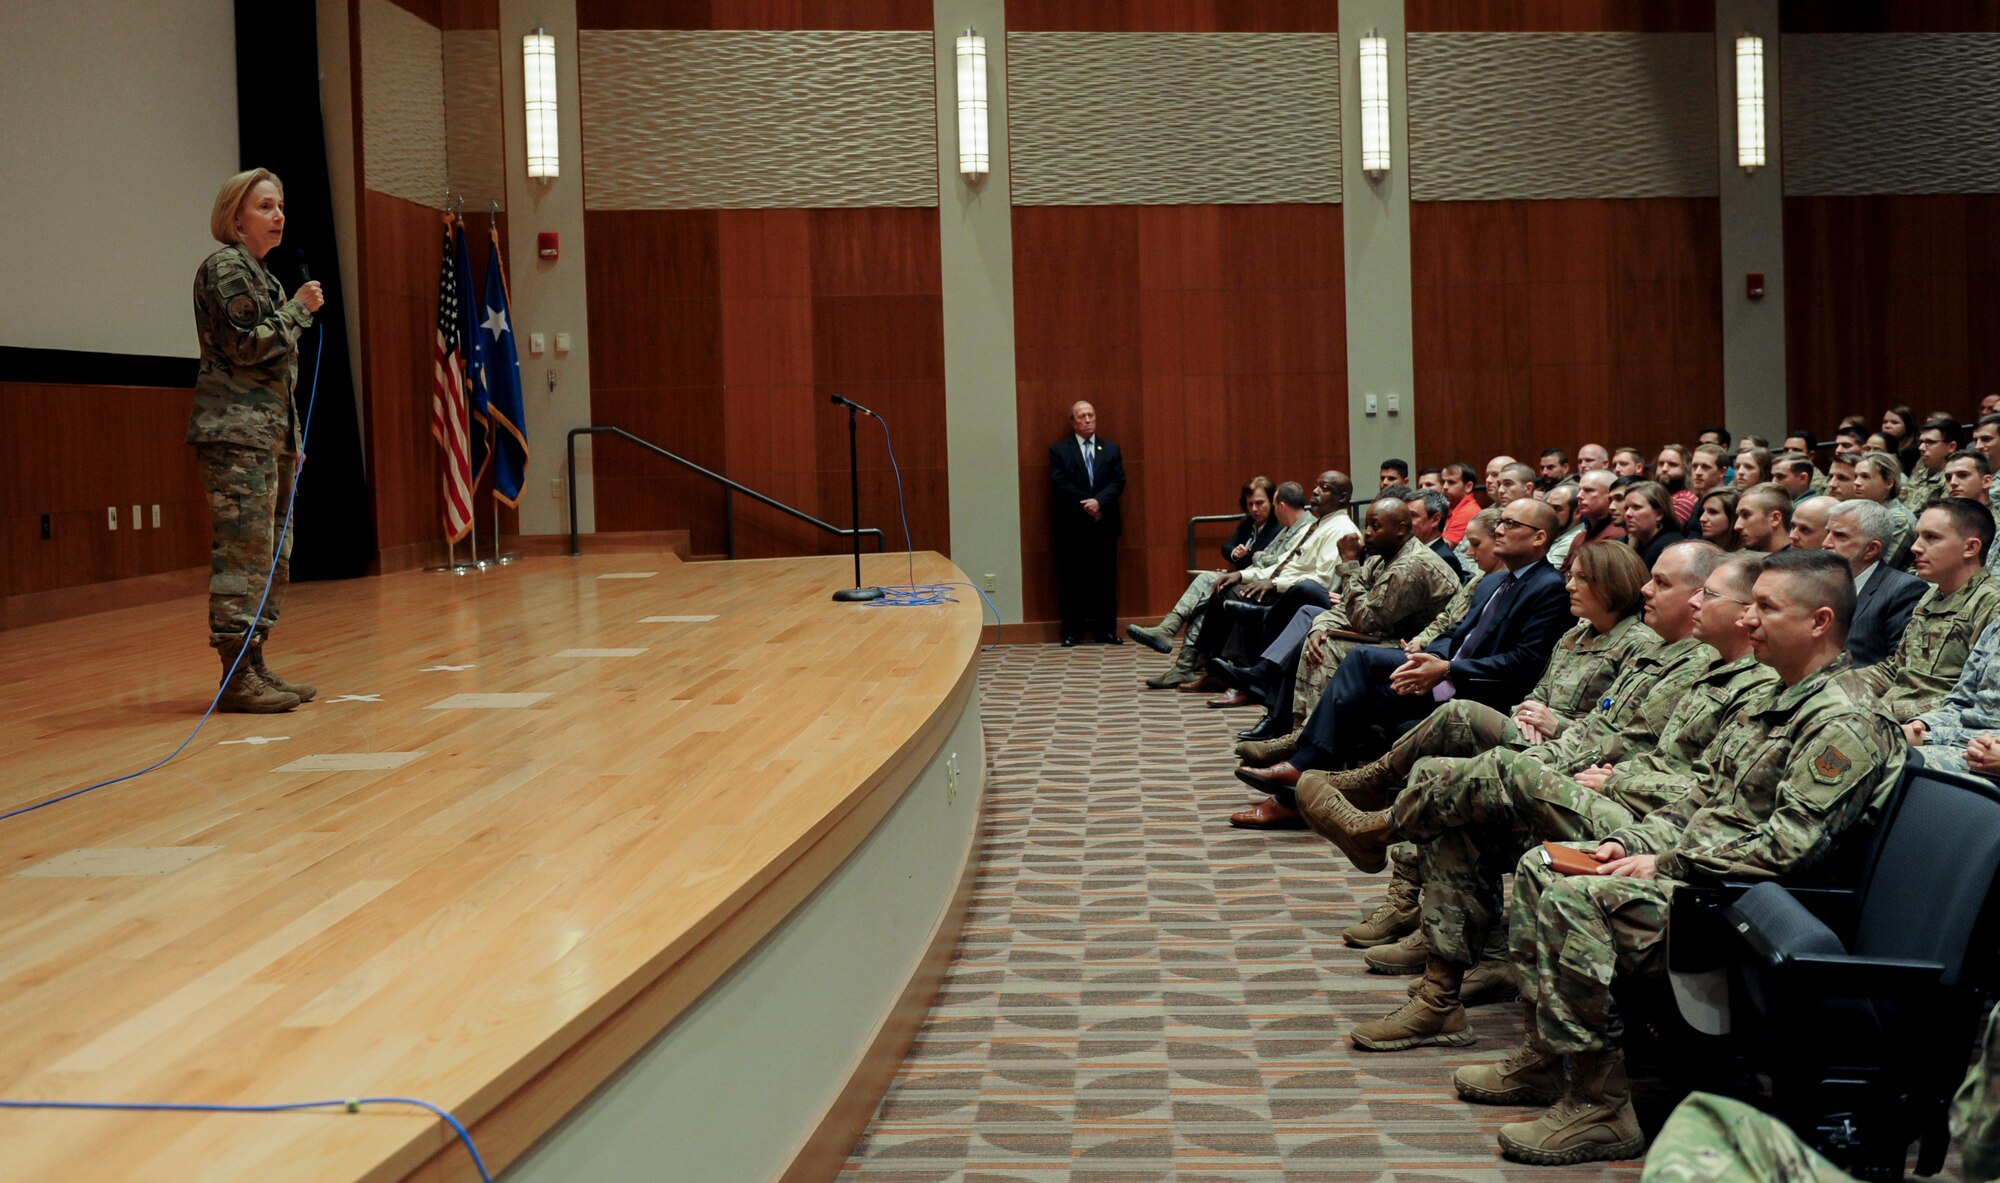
[1902,464,1945,515]
[187,243,313,452]
[1916,620,2000,752]
[1411,569,1489,649]
[1957,1000,2000,1181]
[1524,614,1660,726]
[1312,534,1459,642]
[1854,568,2000,721]
[1525,633,1713,776]
[1597,651,1782,818]
[1605,655,1905,883]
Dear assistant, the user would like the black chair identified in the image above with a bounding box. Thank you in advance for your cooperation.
[1702,763,2000,1179]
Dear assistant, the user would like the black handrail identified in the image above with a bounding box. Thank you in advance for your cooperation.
[1186,514,1241,572]
[566,426,887,559]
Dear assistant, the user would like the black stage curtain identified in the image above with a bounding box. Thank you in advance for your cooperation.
[234,0,375,580]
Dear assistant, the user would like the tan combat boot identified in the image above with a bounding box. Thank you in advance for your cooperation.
[1235,727,1302,765]
[1364,928,1429,974]
[1296,774,1391,872]
[1145,643,1205,689]
[1496,1048,1645,1165]
[1311,753,1401,811]
[1126,610,1182,654]
[1462,925,1520,1006]
[1454,1002,1565,1105]
[217,639,300,714]
[1350,958,1473,1051]
[250,629,315,703]
[1342,864,1420,948]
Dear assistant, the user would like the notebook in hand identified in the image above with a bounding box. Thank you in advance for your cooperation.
[1540,841,1603,876]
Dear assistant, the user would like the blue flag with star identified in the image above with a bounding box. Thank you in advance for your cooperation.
[481,228,529,507]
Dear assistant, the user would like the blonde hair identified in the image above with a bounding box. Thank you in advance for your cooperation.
[210,168,283,245]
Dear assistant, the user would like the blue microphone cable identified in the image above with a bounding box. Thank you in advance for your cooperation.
[1,325,324,823]
[860,414,1002,645]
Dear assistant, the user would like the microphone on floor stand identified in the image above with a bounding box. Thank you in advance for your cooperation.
[828,393,884,602]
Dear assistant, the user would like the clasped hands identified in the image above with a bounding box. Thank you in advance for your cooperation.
[1585,839,1657,879]
[1511,699,1562,744]
[1901,720,2000,774]
[1080,497,1102,521]
[1387,652,1450,695]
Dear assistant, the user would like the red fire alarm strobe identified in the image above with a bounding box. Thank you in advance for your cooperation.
[1746,272,1765,300]
[538,232,559,260]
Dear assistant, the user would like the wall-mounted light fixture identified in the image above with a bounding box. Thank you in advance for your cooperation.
[956,30,990,181]
[1359,34,1391,178]
[524,28,559,180]
[1735,34,1766,173]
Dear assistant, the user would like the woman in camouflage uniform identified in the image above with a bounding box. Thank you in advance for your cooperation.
[189,169,325,712]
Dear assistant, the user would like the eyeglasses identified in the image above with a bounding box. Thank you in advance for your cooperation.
[1695,585,1751,606]
[1497,517,1536,533]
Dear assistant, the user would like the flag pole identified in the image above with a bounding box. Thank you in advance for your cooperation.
[487,200,516,566]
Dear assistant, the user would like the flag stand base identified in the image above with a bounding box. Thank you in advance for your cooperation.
[425,562,481,576]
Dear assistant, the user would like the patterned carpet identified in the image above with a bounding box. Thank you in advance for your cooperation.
[834,644,1648,1182]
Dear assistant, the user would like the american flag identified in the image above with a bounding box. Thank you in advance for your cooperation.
[430,215,473,543]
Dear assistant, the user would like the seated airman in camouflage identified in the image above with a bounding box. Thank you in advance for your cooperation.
[1853,498,2000,724]
[1638,998,2000,1183]
[1314,549,1776,1052]
[1481,551,1904,1166]
[1274,542,1660,972]
[1907,619,2000,780]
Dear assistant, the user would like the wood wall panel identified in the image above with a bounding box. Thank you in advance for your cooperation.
[579,0,932,31]
[0,384,208,601]
[1410,198,1723,469]
[1784,195,2000,434]
[1013,204,1347,625]
[584,206,949,561]
[1007,0,1339,32]
[1781,1,2000,33]
[1407,0,1713,31]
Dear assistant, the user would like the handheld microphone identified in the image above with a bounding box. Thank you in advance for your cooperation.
[828,392,877,418]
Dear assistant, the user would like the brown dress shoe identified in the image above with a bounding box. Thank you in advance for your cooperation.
[1234,762,1301,792]
[1178,673,1223,694]
[1207,689,1258,709]
[1228,796,1307,830]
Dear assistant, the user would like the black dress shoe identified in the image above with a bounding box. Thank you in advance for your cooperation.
[1101,634,1124,645]
[1236,713,1280,741]
[1061,635,1078,647]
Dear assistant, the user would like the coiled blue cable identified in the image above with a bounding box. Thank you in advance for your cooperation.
[862,414,1002,645]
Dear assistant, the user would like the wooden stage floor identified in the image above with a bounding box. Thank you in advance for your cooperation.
[0,551,981,1181]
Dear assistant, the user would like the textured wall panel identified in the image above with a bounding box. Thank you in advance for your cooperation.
[1783,34,2000,196]
[1006,33,1341,206]
[360,0,448,208]
[577,30,937,209]
[442,30,506,211]
[1406,33,1717,201]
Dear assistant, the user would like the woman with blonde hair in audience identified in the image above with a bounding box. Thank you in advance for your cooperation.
[1621,480,1685,569]
[1697,487,1744,552]
[1656,444,1696,525]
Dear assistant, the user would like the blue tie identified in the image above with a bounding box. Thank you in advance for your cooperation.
[1456,573,1516,659]
[1083,439,1094,486]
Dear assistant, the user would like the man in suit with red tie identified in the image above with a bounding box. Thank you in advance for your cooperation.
[1050,401,1128,646]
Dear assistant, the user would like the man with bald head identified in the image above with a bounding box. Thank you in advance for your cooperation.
[1230,498,1574,829]
[1790,494,1838,551]
[1575,443,1611,474]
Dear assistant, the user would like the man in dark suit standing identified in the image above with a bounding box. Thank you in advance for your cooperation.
[1227,498,1572,829]
[1825,499,1925,666]
[1050,401,1127,646]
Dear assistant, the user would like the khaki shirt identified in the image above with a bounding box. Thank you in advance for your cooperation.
[1609,656,1905,883]
[187,243,313,452]
[1855,569,2000,721]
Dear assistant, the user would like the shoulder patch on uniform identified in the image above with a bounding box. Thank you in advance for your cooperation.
[227,294,259,329]
[1812,744,1853,782]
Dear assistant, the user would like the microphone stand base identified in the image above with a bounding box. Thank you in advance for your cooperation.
[833,586,885,603]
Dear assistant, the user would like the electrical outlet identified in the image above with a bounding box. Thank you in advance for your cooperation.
[983,573,997,592]
[107,506,117,530]
[131,504,143,531]
[151,504,161,528]
[550,477,563,501]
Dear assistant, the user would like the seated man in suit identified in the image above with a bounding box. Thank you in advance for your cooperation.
[1411,488,1466,582]
[1225,499,1572,830]
[1851,498,2000,724]
[1825,499,1925,667]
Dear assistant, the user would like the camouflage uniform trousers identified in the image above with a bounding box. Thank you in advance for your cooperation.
[196,442,294,647]
[1507,843,1672,1055]
[1639,1093,1854,1183]
[1394,749,1640,965]
[1291,637,1366,727]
